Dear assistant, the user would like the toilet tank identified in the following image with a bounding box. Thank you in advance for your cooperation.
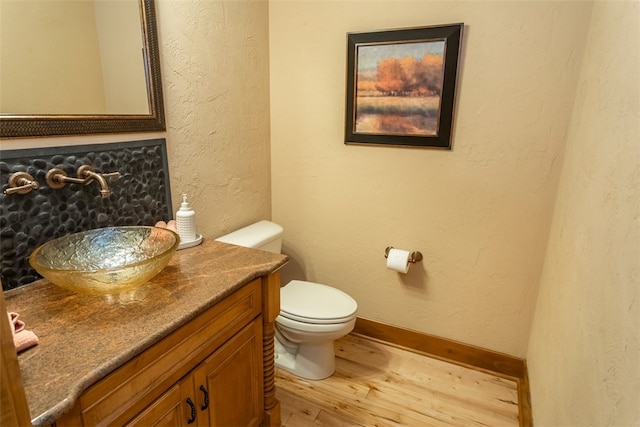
[214,220,283,254]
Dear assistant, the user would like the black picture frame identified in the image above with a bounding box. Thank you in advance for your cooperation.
[345,24,463,149]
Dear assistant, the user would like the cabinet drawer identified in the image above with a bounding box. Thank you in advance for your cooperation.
[76,279,262,427]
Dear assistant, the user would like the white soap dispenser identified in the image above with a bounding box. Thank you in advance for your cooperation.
[176,193,196,243]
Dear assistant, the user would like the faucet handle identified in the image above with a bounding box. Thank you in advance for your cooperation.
[77,165,120,180]
[4,172,39,195]
[101,171,122,180]
[76,165,96,179]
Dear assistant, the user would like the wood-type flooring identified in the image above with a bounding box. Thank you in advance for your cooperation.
[276,334,520,427]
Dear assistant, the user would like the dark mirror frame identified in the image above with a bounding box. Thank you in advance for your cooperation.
[0,0,165,139]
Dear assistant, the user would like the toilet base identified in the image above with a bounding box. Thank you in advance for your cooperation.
[274,335,336,380]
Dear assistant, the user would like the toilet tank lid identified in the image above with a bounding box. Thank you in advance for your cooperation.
[214,220,283,249]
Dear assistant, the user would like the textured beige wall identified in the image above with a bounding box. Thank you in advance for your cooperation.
[156,0,272,238]
[527,1,640,425]
[270,1,592,357]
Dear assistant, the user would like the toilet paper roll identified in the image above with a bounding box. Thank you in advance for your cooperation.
[386,248,411,274]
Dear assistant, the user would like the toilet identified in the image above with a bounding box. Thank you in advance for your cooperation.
[215,220,357,380]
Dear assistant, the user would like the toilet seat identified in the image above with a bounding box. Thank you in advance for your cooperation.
[280,280,357,324]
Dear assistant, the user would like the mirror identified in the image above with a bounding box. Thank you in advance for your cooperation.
[0,0,165,138]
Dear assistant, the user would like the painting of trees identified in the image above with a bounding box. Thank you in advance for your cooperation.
[345,24,463,148]
[375,54,444,96]
[354,41,446,136]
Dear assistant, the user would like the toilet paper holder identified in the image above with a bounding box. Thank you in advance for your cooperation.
[384,246,423,263]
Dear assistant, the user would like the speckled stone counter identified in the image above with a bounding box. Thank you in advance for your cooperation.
[3,239,287,427]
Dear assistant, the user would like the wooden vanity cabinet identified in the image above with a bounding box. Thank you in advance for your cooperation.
[55,274,280,427]
[126,319,263,427]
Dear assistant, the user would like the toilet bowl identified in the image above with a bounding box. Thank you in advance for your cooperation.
[215,220,358,380]
[275,280,357,380]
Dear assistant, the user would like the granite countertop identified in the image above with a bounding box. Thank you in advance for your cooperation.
[4,239,288,427]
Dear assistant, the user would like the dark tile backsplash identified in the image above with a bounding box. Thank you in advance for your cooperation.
[0,139,172,291]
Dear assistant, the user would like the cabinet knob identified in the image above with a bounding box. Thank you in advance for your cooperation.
[199,385,209,410]
[186,397,196,424]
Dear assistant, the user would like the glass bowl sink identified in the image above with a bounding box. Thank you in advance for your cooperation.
[29,226,179,295]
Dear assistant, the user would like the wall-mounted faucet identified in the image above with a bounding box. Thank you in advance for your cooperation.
[3,172,40,195]
[45,166,121,198]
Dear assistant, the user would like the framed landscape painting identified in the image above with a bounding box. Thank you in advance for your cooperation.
[345,24,463,149]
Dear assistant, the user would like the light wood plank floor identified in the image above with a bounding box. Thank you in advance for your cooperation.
[276,334,519,427]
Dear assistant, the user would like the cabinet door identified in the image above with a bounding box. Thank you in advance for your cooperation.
[125,376,195,427]
[194,318,264,427]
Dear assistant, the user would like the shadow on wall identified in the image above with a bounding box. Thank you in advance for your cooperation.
[280,243,307,286]
[398,262,428,290]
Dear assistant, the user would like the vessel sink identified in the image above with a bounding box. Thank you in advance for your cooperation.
[29,226,179,295]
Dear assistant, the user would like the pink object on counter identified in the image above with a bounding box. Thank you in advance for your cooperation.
[14,330,39,352]
[155,219,178,233]
[7,311,39,352]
